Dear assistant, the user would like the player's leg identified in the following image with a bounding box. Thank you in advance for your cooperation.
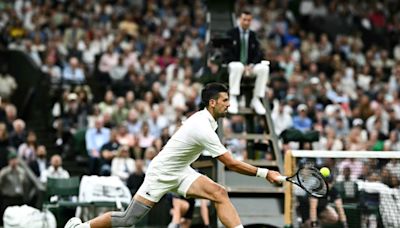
[184,175,242,228]
[200,199,211,227]
[169,196,190,228]
[228,61,245,114]
[319,205,339,224]
[65,170,169,228]
[65,194,155,228]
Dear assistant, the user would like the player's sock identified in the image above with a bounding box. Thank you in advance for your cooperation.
[167,222,180,228]
[78,222,90,228]
[234,225,244,228]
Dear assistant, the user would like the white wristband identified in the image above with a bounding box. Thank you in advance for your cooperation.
[256,168,269,179]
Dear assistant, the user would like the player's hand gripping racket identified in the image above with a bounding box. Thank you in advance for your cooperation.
[277,166,328,198]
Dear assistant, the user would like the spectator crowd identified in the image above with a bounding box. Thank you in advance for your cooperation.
[1,0,400,226]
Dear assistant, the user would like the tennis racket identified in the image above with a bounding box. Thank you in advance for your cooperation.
[277,166,329,198]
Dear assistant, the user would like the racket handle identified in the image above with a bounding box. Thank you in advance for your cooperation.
[277,176,287,183]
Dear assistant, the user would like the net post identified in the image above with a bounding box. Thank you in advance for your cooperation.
[284,150,295,227]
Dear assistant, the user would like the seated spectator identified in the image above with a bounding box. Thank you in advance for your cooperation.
[17,130,37,163]
[98,90,115,115]
[385,159,400,180]
[85,117,111,174]
[28,145,48,178]
[40,154,70,183]
[126,108,142,135]
[137,122,155,155]
[0,123,11,170]
[143,146,158,172]
[98,44,119,85]
[111,145,135,184]
[112,97,129,126]
[3,104,17,133]
[116,122,135,147]
[62,57,85,84]
[271,100,293,135]
[126,159,145,195]
[41,57,62,87]
[109,56,128,83]
[99,129,120,176]
[225,11,269,115]
[338,158,363,181]
[0,64,17,100]
[293,104,312,132]
[9,119,27,148]
[0,151,29,225]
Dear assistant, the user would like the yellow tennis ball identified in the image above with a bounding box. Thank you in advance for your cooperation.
[320,167,330,177]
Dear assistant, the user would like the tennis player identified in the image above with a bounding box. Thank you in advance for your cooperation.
[65,82,282,228]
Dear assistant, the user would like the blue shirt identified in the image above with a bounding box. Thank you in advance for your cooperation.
[293,115,312,132]
[85,127,111,156]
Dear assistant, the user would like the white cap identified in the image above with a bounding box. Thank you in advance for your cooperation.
[297,104,308,112]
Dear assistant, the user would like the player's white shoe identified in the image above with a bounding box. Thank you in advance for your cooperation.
[64,217,83,228]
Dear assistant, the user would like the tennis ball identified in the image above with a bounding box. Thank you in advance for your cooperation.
[320,167,330,177]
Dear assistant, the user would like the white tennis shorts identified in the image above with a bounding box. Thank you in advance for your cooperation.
[137,166,202,202]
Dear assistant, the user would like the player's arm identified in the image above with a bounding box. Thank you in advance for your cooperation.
[309,197,319,227]
[334,198,348,226]
[217,152,281,184]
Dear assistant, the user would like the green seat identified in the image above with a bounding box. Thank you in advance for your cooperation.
[44,177,90,227]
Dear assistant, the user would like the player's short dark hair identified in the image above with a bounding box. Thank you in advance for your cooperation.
[240,10,252,16]
[200,83,228,109]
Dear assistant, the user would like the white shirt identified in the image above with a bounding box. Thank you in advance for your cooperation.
[149,109,227,174]
[111,157,136,182]
[40,166,70,183]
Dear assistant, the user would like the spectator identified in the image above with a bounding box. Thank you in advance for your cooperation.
[9,119,26,149]
[98,45,119,85]
[0,64,17,100]
[307,176,348,228]
[85,117,111,174]
[116,122,136,149]
[271,100,293,135]
[4,104,17,133]
[99,129,120,176]
[0,151,29,225]
[28,145,48,178]
[137,122,155,155]
[112,97,129,126]
[98,90,115,115]
[127,159,145,195]
[225,10,269,115]
[143,146,158,172]
[111,145,135,184]
[41,57,62,87]
[293,104,312,132]
[40,154,70,183]
[62,57,85,84]
[0,123,11,170]
[17,130,37,163]
[63,18,85,49]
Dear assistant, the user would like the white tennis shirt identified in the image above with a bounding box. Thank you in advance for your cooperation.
[149,109,228,174]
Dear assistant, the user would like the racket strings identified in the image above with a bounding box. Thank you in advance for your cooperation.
[298,168,328,197]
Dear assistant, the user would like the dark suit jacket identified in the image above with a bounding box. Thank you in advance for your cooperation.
[224,27,263,64]
[28,159,47,177]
